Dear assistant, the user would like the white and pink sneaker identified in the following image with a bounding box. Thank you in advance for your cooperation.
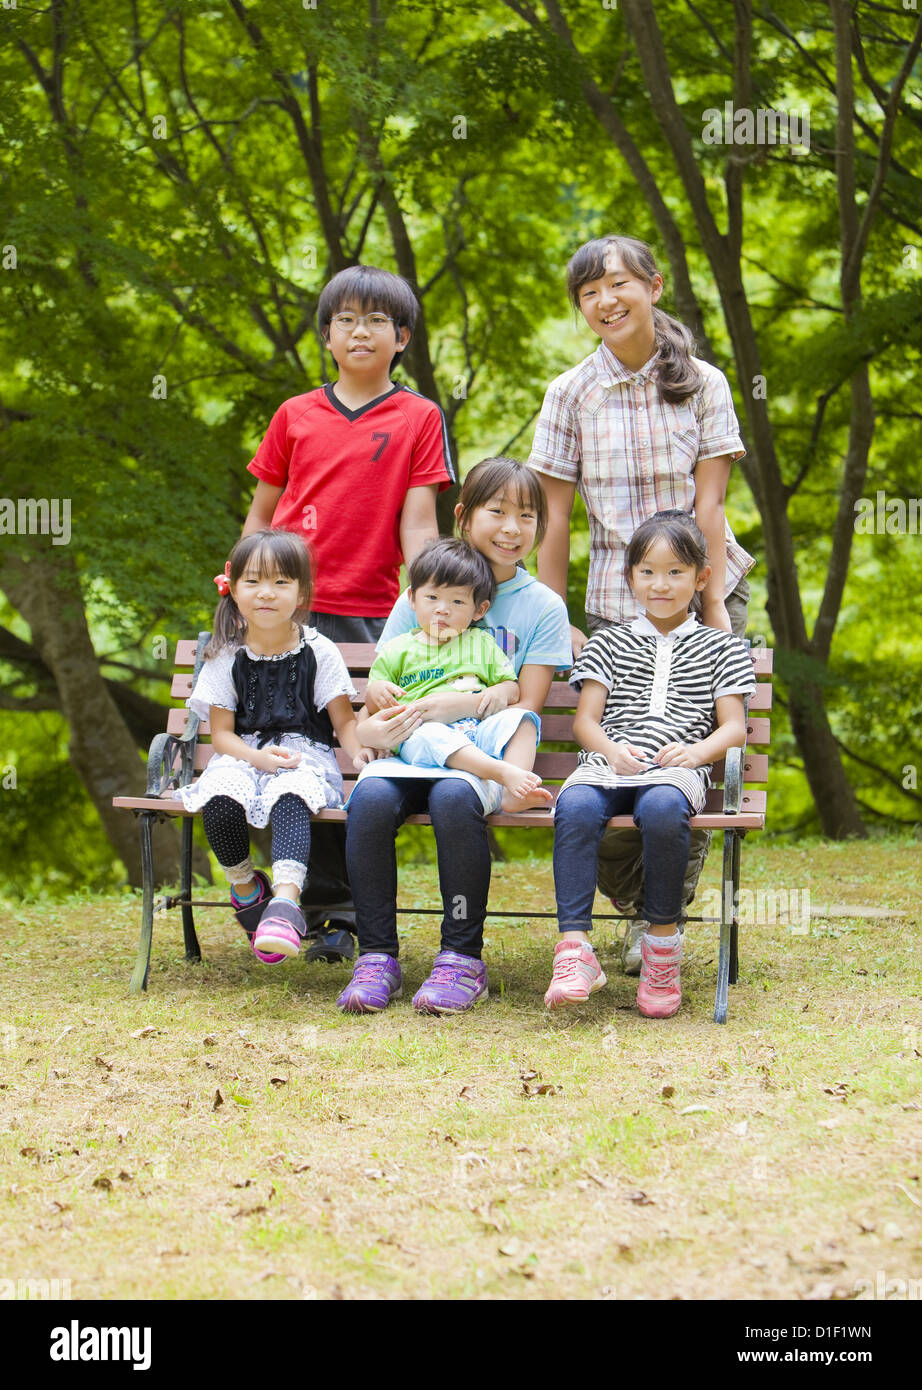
[637,933,683,1018]
[544,940,607,1009]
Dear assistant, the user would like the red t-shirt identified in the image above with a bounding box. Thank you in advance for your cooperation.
[248,384,454,616]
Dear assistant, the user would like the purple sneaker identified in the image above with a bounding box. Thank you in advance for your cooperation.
[336,954,403,1014]
[412,951,488,1015]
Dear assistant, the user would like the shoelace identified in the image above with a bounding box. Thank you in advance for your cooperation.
[428,963,466,984]
[554,950,585,979]
[644,953,680,990]
[354,958,390,981]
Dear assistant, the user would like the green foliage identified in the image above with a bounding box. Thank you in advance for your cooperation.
[1,0,919,889]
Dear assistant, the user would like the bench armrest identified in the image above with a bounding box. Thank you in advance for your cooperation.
[146,731,196,796]
[721,745,743,815]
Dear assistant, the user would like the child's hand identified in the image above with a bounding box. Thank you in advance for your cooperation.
[605,741,649,774]
[655,741,702,769]
[255,745,302,773]
[476,684,514,719]
[353,747,379,770]
[365,679,404,711]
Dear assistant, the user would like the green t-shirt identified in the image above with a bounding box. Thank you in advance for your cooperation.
[369,628,515,705]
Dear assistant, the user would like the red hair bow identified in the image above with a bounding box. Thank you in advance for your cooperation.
[213,561,231,597]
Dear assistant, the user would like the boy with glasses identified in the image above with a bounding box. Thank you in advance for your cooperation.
[243,265,455,961]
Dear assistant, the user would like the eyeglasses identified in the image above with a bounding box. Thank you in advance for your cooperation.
[329,312,395,333]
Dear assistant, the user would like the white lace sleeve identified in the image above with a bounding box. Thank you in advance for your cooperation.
[187,648,237,720]
[309,632,359,711]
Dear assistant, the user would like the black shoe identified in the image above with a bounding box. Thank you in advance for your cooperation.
[304,923,355,964]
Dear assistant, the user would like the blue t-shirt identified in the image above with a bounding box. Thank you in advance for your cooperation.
[378,568,572,674]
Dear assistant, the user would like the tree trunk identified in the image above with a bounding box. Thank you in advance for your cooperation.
[1,550,188,887]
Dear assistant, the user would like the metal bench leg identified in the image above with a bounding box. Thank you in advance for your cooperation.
[714,828,739,1024]
[728,830,742,985]
[130,812,156,994]
[180,817,201,962]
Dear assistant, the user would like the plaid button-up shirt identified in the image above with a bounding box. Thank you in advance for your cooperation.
[528,343,754,623]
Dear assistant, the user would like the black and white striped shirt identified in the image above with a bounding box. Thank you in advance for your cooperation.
[561,614,756,810]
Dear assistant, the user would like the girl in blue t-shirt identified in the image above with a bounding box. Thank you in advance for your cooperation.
[340,457,572,1016]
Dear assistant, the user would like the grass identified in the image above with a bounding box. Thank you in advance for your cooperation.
[1,833,920,1302]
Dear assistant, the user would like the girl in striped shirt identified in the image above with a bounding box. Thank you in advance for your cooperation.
[544,512,755,1019]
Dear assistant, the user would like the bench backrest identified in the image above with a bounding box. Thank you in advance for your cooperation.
[165,637,772,817]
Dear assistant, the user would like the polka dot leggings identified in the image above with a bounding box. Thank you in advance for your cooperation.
[201,793,312,894]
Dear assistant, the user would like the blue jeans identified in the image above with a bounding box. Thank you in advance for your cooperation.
[345,777,491,959]
[554,783,692,932]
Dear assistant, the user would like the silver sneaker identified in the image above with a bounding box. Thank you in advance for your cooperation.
[620,918,648,976]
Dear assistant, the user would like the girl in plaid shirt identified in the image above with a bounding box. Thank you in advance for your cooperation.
[529,237,756,977]
[529,234,754,656]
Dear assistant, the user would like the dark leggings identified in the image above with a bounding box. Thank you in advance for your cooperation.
[345,778,491,959]
[201,794,312,875]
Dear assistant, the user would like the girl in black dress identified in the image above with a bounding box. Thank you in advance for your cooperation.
[181,530,367,962]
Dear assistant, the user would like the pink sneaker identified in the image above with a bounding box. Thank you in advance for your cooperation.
[637,933,683,1018]
[544,940,607,1009]
[253,898,305,960]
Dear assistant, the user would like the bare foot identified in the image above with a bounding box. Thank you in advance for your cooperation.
[501,784,554,813]
[497,765,546,800]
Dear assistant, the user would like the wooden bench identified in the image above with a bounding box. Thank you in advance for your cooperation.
[114,636,772,1021]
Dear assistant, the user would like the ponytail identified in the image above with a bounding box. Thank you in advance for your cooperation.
[566,236,702,405]
[650,305,703,405]
[205,593,247,658]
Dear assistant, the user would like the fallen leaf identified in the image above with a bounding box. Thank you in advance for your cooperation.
[856,1218,876,1233]
[660,1084,675,1099]
[902,1102,921,1112]
[458,1086,474,1099]
[232,1179,253,1189]
[498,1238,520,1257]
[730,1120,748,1136]
[623,1190,654,1205]
[232,1204,267,1219]
[535,1082,558,1095]
[129,1026,157,1039]
[680,1105,711,1116]
[269,1077,288,1088]
[818,1118,841,1130]
[117,1170,133,1182]
[49,1200,70,1213]
[92,1175,112,1190]
[212,1089,224,1111]
[52,1025,75,1044]
[883,1222,904,1240]
[116,1126,129,1143]
[364,1168,385,1181]
[472,1202,510,1233]
[291,1161,311,1174]
[203,1035,218,1046]
[519,1070,539,1083]
[94,1056,113,1071]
